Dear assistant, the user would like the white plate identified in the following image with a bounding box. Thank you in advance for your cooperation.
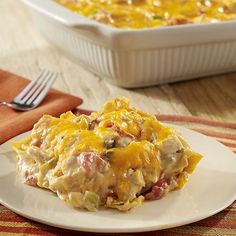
[0,126,236,233]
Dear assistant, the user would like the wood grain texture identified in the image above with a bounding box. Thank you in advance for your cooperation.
[1,0,236,122]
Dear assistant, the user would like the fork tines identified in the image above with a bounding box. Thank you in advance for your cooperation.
[14,70,57,105]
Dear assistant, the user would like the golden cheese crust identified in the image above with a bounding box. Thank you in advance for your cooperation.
[55,0,236,29]
[12,98,202,211]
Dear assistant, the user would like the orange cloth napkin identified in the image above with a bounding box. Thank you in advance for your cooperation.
[0,70,83,144]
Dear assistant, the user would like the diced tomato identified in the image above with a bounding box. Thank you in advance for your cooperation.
[24,171,37,186]
[81,152,94,178]
[144,178,169,200]
[78,152,107,179]
[105,188,117,198]
[169,17,190,25]
[104,121,114,128]
[32,139,42,148]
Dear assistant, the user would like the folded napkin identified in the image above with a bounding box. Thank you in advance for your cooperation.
[1,112,235,236]
[0,70,83,144]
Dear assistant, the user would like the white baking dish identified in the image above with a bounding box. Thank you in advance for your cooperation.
[22,0,236,88]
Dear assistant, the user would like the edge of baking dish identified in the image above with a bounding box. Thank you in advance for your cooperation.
[21,0,236,87]
[21,0,236,50]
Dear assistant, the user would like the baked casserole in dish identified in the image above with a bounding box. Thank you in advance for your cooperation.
[22,0,236,87]
[55,0,236,29]
[12,98,202,211]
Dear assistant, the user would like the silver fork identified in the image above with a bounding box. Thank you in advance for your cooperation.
[0,70,57,111]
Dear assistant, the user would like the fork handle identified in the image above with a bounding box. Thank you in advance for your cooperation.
[0,102,14,108]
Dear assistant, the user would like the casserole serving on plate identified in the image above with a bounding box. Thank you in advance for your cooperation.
[12,98,202,211]
[22,0,236,87]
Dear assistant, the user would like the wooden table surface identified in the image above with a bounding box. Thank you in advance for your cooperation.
[1,0,236,122]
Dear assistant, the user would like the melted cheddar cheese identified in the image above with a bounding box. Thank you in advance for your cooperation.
[55,0,236,29]
[12,98,202,211]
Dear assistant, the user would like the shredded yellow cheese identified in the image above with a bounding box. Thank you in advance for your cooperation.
[55,0,236,29]
[12,97,202,211]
